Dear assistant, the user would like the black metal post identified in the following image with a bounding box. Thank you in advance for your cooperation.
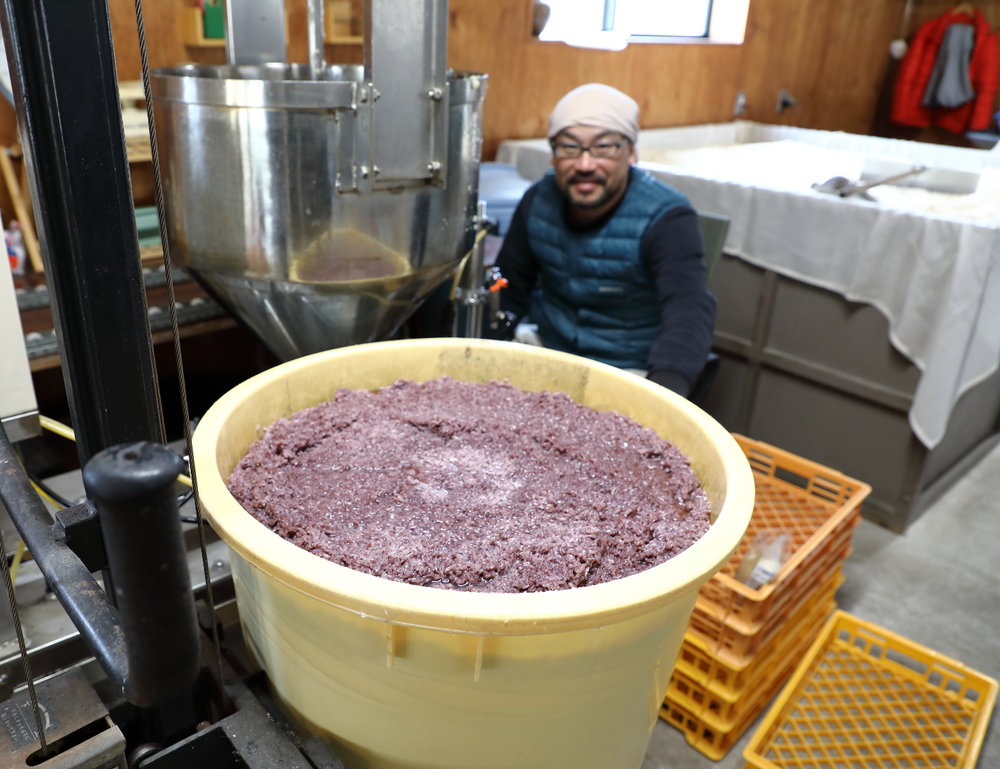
[0,0,165,467]
[82,441,202,712]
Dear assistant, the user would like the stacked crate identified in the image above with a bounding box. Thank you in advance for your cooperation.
[660,434,872,759]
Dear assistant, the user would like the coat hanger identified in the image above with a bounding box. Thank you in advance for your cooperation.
[950,2,975,16]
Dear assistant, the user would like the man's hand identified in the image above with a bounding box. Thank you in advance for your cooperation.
[648,370,691,398]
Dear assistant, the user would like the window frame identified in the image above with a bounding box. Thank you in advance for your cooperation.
[604,0,714,41]
[536,0,749,48]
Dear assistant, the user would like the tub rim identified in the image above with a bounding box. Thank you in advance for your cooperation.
[192,338,755,635]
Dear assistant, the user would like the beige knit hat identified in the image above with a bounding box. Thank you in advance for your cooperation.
[547,83,640,143]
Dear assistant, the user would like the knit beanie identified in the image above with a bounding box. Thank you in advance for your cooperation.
[547,83,640,143]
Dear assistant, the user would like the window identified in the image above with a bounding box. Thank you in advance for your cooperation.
[538,0,627,50]
[609,0,713,39]
[536,0,748,49]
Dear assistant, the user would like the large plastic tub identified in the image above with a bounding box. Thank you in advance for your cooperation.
[192,338,755,769]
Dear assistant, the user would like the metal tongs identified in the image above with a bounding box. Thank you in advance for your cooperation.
[811,164,927,201]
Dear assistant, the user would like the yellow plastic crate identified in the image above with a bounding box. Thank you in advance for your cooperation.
[744,611,998,769]
[689,436,869,660]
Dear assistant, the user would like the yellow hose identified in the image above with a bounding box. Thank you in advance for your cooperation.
[12,480,68,585]
[39,414,75,441]
[448,225,490,302]
[10,540,26,586]
[38,414,193,486]
[31,479,63,509]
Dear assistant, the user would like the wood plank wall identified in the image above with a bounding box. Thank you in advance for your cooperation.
[2,0,997,222]
[448,0,909,158]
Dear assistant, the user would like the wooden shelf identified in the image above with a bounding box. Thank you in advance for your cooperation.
[125,134,152,163]
[324,0,362,41]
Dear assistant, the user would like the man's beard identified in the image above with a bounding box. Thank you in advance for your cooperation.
[566,174,614,209]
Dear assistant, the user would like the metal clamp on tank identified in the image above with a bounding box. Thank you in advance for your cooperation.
[222,0,449,192]
[364,0,450,189]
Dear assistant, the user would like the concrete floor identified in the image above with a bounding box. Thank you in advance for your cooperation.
[641,440,1000,769]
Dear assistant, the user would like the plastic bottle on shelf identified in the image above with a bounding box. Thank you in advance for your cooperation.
[6,220,26,274]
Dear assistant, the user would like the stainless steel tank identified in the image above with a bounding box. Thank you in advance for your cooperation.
[149,63,486,360]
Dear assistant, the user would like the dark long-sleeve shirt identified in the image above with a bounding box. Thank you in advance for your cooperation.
[494,182,716,396]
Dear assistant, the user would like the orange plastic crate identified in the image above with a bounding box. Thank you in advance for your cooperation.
[668,597,835,733]
[687,522,854,667]
[743,611,998,769]
[691,436,869,652]
[661,644,807,762]
[661,577,841,760]
[676,570,844,703]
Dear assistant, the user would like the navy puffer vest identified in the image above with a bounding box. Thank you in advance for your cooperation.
[527,167,689,369]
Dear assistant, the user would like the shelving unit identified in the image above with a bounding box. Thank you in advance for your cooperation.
[324,0,362,56]
[324,0,360,37]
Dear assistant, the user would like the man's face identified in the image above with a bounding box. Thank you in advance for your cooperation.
[550,125,636,224]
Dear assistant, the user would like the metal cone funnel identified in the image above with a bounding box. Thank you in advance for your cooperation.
[150,64,486,361]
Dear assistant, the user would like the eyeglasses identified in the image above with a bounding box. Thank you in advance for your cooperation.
[551,138,627,160]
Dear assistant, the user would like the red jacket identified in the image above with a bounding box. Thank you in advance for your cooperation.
[891,8,999,133]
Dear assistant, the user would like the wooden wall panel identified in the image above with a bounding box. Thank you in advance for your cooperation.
[447,0,909,157]
[446,0,748,157]
[734,0,907,131]
[5,0,997,224]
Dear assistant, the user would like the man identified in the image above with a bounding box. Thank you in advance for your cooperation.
[493,83,715,398]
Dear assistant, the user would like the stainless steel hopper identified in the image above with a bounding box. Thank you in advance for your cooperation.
[150,2,487,361]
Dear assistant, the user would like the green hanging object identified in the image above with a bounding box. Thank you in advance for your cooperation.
[202,0,224,40]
